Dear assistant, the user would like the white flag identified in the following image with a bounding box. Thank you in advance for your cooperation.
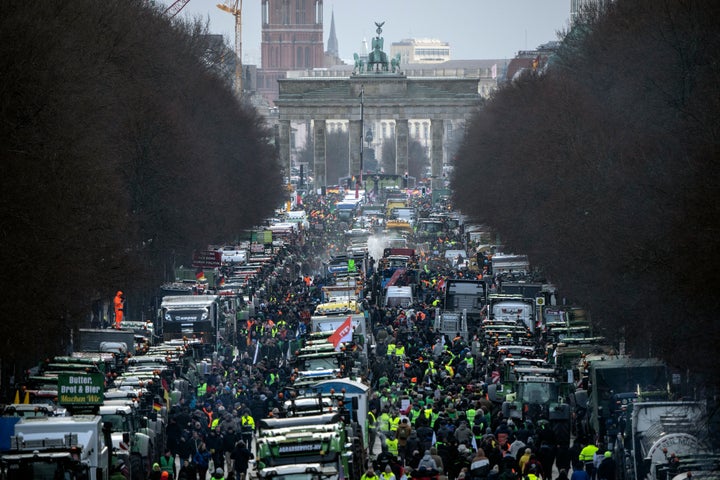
[491,63,497,79]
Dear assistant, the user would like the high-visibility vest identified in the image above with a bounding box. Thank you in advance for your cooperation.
[211,417,220,430]
[579,444,598,462]
[466,408,477,427]
[423,408,433,419]
[430,412,439,428]
[385,437,399,455]
[241,415,255,431]
[197,383,207,397]
[395,345,405,357]
[378,413,390,431]
[389,416,400,432]
[410,409,421,424]
[382,472,396,480]
[387,344,396,355]
[368,411,377,429]
[466,357,474,368]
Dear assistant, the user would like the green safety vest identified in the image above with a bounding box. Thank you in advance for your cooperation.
[389,416,400,432]
[410,409,421,424]
[430,412,439,428]
[211,417,220,430]
[378,413,390,431]
[395,345,405,357]
[387,344,396,355]
[368,411,377,429]
[197,382,207,397]
[385,437,399,455]
[466,408,477,426]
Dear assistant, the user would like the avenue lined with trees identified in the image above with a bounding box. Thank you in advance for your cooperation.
[452,0,720,381]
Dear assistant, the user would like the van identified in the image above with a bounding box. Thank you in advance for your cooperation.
[384,286,414,308]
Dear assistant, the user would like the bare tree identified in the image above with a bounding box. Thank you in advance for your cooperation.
[452,0,720,382]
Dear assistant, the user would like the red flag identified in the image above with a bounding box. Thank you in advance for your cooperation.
[327,315,353,351]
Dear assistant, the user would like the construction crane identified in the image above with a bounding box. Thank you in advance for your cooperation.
[163,0,191,19]
[217,0,242,97]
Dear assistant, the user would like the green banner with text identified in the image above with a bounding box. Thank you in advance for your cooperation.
[58,372,105,406]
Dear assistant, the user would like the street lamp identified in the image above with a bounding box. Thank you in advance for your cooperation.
[359,85,365,191]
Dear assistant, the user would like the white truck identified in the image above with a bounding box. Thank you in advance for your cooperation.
[488,294,537,333]
[0,415,109,480]
[99,404,155,480]
[624,401,720,480]
[158,295,221,346]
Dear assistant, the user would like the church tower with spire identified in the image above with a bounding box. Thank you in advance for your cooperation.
[327,9,339,58]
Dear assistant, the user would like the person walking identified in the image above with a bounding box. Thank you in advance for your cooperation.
[579,442,599,480]
[597,452,616,480]
[193,442,212,480]
[159,449,175,479]
[230,441,254,480]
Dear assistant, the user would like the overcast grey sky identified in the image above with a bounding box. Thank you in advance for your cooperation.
[174,0,571,64]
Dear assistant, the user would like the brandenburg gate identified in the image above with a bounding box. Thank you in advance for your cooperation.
[274,23,482,188]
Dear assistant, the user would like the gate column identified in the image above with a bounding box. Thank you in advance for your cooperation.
[349,119,361,178]
[431,119,444,190]
[278,120,291,177]
[313,119,327,187]
[395,118,409,176]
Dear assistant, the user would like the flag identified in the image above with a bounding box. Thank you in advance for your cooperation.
[491,63,497,79]
[327,315,353,351]
[195,268,205,280]
[153,401,163,412]
[431,431,437,446]
[253,341,260,364]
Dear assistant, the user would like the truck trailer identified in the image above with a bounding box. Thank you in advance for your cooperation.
[0,415,109,480]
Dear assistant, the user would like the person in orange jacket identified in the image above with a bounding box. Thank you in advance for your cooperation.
[113,291,124,328]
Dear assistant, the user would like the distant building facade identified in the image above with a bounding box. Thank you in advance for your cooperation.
[258,0,326,103]
[390,38,451,64]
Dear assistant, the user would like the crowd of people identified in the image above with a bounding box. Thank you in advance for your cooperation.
[141,192,611,480]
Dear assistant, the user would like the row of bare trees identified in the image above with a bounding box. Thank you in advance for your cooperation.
[452,0,720,381]
[0,0,285,381]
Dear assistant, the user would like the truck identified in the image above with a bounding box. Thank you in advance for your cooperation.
[443,278,487,322]
[490,253,530,276]
[434,310,469,341]
[620,401,720,480]
[488,294,537,333]
[158,295,222,348]
[500,371,573,447]
[383,286,414,308]
[256,385,368,480]
[0,415,110,480]
[310,314,369,363]
[77,328,136,355]
[99,404,156,480]
[580,357,668,441]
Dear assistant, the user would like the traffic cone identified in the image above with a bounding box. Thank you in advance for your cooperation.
[23,391,30,404]
[13,390,19,404]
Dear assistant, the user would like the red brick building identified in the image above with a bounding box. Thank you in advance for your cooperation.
[258,0,326,103]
